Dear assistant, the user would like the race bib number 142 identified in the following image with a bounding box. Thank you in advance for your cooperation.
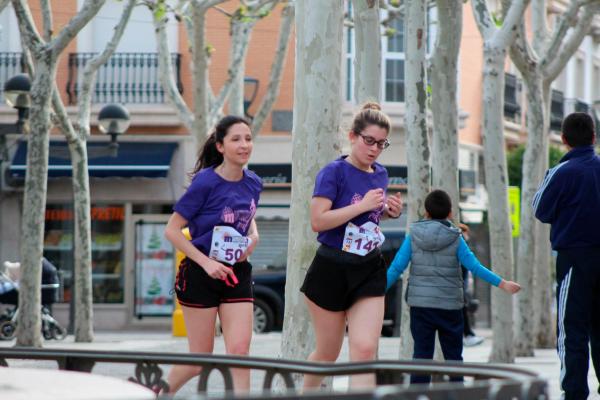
[342,222,385,256]
[209,226,251,264]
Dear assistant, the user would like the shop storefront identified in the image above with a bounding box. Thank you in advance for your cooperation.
[0,138,189,330]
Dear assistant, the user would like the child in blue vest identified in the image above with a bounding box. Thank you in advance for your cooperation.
[386,189,520,384]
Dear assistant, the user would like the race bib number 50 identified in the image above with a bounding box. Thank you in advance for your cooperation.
[209,226,252,264]
[342,222,385,256]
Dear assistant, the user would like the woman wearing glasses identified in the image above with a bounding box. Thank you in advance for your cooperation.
[301,102,403,390]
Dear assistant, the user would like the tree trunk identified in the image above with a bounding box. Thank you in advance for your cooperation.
[69,139,93,342]
[430,0,462,219]
[351,0,380,104]
[17,60,56,347]
[534,83,556,348]
[12,0,105,346]
[482,46,515,363]
[280,0,344,387]
[399,0,430,360]
[51,86,96,343]
[513,71,544,356]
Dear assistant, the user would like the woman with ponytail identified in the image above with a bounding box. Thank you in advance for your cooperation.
[301,102,403,390]
[164,115,262,394]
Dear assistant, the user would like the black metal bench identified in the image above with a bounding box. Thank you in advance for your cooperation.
[0,348,548,399]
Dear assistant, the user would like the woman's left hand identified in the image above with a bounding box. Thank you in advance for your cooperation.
[238,233,259,262]
[385,192,403,218]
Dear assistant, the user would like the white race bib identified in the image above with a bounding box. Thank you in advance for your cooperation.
[341,222,385,256]
[209,226,252,264]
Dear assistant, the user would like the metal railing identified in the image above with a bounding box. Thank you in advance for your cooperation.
[66,52,183,105]
[0,348,548,399]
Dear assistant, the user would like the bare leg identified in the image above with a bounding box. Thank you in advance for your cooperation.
[166,305,218,394]
[346,296,385,389]
[219,302,254,394]
[302,296,346,391]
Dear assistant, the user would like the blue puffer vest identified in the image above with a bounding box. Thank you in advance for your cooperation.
[406,220,463,310]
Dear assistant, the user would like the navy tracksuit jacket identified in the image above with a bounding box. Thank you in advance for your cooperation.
[533,145,600,400]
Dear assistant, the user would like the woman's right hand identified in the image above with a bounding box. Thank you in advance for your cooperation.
[202,258,235,281]
[360,188,385,212]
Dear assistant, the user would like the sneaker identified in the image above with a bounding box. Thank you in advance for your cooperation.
[463,334,484,347]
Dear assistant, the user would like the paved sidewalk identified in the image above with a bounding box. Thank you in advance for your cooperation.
[1,329,599,399]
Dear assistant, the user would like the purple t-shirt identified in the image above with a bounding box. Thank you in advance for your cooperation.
[313,156,388,249]
[174,167,263,255]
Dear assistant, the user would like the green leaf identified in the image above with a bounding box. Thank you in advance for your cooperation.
[205,43,215,57]
[153,1,167,21]
[384,27,396,38]
[426,84,432,108]
[390,0,401,7]
[258,9,271,18]
[491,11,503,28]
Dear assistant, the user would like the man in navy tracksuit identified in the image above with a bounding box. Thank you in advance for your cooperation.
[533,112,600,400]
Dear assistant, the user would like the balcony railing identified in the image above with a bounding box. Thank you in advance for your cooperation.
[0,52,25,103]
[66,52,183,105]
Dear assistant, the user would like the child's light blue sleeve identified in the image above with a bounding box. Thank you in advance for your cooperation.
[386,235,412,291]
[457,237,502,286]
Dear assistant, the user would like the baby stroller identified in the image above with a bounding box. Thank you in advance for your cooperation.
[0,258,67,340]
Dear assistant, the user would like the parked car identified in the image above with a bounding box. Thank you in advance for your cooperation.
[252,230,406,336]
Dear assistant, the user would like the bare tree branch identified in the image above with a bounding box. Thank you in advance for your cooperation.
[470,0,496,40]
[50,0,106,55]
[508,7,537,79]
[77,0,136,139]
[153,14,194,132]
[213,5,234,17]
[531,0,549,55]
[228,0,277,116]
[496,0,530,47]
[209,1,271,119]
[544,3,599,82]
[52,84,77,143]
[40,0,53,41]
[10,0,45,53]
[251,0,294,133]
[540,0,589,68]
[174,0,217,105]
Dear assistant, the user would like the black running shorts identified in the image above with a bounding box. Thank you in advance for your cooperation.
[300,244,386,312]
[174,258,253,308]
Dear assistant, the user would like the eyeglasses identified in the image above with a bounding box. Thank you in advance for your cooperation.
[357,133,390,149]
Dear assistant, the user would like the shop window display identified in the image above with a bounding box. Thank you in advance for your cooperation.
[43,204,125,303]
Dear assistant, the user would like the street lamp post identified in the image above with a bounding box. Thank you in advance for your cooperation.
[243,77,259,119]
[1,73,31,135]
[97,103,130,157]
[0,74,31,162]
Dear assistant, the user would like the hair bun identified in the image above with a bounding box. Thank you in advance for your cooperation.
[361,102,382,111]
